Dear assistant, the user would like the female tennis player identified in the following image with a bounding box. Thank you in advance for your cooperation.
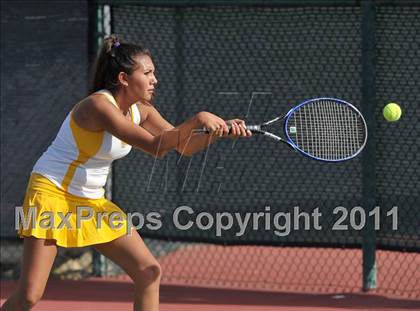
[2,35,251,310]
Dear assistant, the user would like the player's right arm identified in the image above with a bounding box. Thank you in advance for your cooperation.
[73,94,228,158]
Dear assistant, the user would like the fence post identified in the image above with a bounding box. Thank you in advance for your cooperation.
[361,0,377,291]
[89,1,111,277]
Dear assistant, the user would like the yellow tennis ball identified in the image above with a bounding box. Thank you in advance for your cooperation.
[383,103,402,122]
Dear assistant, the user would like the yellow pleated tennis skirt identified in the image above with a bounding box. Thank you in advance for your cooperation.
[18,173,128,247]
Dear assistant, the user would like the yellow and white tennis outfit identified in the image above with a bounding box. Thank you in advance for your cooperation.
[18,90,140,247]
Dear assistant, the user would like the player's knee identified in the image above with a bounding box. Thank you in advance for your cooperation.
[134,262,162,287]
[18,286,44,308]
[143,262,162,283]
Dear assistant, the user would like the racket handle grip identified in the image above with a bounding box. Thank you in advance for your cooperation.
[197,124,260,133]
[246,125,261,131]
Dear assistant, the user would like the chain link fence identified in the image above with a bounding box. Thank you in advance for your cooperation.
[110,0,419,297]
[0,0,93,281]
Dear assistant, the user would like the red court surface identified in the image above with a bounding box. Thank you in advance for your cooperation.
[1,246,419,310]
[1,278,420,311]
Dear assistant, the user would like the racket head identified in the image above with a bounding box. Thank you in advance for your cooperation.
[284,98,368,162]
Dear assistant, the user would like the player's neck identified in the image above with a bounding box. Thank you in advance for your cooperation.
[112,90,133,115]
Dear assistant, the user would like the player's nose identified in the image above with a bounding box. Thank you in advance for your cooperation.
[151,74,158,85]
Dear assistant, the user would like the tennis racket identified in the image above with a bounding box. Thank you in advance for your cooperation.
[199,97,368,162]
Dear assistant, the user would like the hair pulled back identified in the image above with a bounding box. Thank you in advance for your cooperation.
[89,35,151,94]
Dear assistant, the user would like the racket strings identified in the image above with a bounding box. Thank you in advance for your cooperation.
[287,100,366,160]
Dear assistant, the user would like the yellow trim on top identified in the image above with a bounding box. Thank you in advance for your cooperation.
[61,114,104,191]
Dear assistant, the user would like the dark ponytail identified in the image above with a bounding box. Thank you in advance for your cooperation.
[89,35,151,94]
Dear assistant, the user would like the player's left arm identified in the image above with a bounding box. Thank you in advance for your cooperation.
[137,103,249,157]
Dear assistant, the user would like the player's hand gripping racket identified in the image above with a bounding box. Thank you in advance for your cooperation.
[199,98,368,162]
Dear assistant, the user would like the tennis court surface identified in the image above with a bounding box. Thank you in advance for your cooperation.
[1,246,419,310]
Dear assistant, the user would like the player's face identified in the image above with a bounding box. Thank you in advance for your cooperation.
[128,54,157,103]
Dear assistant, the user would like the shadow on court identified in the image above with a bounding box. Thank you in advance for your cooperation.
[1,279,419,310]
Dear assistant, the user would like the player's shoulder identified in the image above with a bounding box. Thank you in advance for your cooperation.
[89,92,116,108]
[80,92,117,115]
[73,93,117,126]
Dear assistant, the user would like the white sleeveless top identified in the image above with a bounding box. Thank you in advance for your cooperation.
[32,90,141,199]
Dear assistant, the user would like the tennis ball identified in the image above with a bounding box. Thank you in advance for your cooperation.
[383,103,402,122]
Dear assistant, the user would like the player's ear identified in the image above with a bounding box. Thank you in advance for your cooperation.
[117,71,129,87]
